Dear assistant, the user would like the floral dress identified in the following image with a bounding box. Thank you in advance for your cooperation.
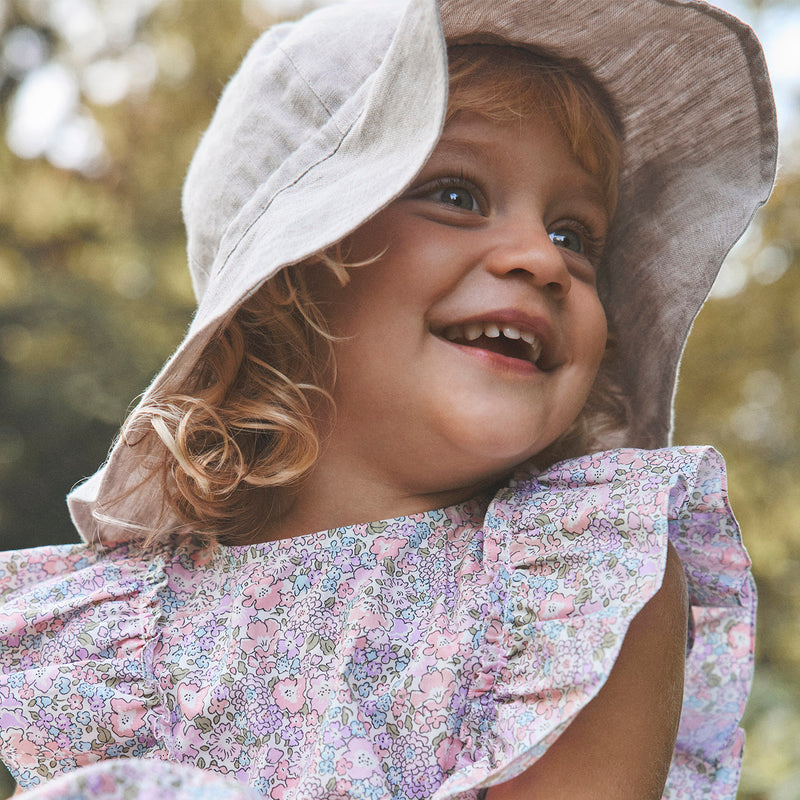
[0,447,755,800]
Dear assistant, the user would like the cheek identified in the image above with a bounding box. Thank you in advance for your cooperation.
[578,294,608,373]
[592,309,609,367]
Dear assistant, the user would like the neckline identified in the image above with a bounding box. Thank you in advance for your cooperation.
[214,491,493,559]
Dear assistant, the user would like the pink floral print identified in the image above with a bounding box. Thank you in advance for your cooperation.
[0,447,754,800]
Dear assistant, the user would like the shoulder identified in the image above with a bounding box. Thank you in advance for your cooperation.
[495,445,738,577]
[0,542,109,599]
[0,541,168,672]
[0,540,220,788]
[517,445,727,500]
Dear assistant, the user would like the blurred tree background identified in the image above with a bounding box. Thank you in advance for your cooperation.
[0,0,797,798]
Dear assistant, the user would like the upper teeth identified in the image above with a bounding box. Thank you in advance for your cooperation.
[441,322,543,363]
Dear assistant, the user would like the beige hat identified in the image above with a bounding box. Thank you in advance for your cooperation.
[69,0,778,544]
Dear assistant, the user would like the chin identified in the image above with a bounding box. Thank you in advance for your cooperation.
[451,414,554,460]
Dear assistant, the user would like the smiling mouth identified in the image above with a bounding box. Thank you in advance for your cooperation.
[436,321,545,366]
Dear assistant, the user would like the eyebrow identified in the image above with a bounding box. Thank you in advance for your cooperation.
[432,135,490,164]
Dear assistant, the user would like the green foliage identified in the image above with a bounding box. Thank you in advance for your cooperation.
[0,0,261,552]
[674,155,800,798]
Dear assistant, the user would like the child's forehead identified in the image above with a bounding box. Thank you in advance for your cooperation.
[437,110,576,164]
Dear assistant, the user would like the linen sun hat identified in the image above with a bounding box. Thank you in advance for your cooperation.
[67,0,777,544]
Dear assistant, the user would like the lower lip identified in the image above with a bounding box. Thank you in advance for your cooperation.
[439,337,542,376]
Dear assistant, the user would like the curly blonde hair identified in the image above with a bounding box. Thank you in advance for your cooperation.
[126,45,628,547]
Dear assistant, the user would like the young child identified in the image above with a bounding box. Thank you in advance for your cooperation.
[0,0,777,798]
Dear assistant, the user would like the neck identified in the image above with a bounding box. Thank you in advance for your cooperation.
[247,450,500,546]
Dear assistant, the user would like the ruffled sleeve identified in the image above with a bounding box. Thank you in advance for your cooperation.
[437,446,753,800]
[0,542,171,791]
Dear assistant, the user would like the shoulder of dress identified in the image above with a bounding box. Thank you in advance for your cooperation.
[510,446,724,492]
[448,445,751,797]
[487,445,743,596]
[0,541,181,786]
[0,541,128,596]
[0,541,176,670]
[491,446,729,533]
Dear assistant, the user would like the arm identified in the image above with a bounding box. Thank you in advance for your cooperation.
[486,542,688,800]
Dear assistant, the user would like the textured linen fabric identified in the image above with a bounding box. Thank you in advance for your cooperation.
[0,447,753,799]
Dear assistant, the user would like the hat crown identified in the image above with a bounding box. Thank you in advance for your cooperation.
[182,0,408,301]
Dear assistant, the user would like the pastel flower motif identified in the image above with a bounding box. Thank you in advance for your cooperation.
[538,592,575,621]
[435,735,463,771]
[73,750,103,769]
[549,644,590,686]
[719,543,751,571]
[422,626,460,660]
[2,727,40,769]
[559,506,593,536]
[167,558,201,594]
[208,727,242,763]
[348,606,389,637]
[177,682,210,720]
[33,673,54,694]
[75,710,92,726]
[341,737,382,779]
[411,668,456,713]
[589,517,624,552]
[275,627,305,659]
[593,561,630,601]
[241,618,281,656]
[336,581,355,601]
[273,675,306,714]
[109,697,146,736]
[208,693,232,718]
[0,611,26,645]
[241,580,284,612]
[33,694,53,709]
[370,535,406,561]
[307,676,336,715]
[727,622,752,658]
[24,722,49,748]
[118,636,144,659]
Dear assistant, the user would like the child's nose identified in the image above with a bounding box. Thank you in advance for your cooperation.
[484,226,572,299]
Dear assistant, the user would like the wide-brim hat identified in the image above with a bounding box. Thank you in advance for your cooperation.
[69,0,777,544]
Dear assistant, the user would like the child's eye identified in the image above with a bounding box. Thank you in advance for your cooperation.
[549,223,605,265]
[549,228,585,254]
[435,186,479,212]
[411,177,485,215]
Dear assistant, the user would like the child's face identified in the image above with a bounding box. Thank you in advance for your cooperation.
[311,110,609,498]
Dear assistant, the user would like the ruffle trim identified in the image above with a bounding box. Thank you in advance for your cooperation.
[0,543,170,789]
[437,446,753,799]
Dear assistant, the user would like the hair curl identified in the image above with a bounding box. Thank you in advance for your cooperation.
[125,44,630,547]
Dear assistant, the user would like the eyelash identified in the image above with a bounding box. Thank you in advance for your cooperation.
[418,172,485,214]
